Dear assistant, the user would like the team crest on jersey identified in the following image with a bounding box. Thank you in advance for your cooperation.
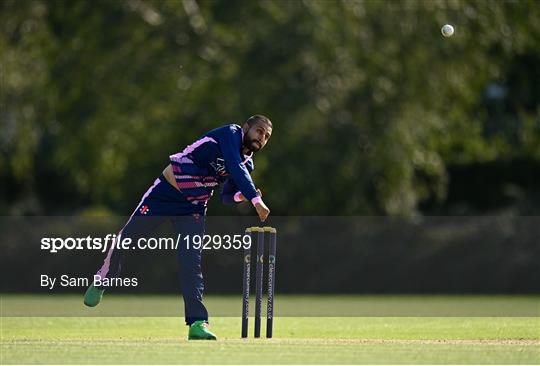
[210,158,228,176]
[139,205,150,215]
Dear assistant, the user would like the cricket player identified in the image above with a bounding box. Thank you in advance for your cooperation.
[84,115,272,340]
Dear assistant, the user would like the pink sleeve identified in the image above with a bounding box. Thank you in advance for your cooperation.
[251,196,263,206]
[233,191,244,202]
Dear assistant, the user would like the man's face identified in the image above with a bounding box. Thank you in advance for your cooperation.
[243,122,272,152]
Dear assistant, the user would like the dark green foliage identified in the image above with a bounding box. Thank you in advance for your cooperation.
[1,0,539,215]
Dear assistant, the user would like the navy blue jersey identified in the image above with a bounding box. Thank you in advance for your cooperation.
[169,124,258,206]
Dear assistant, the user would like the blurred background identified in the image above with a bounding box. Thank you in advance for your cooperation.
[1,0,539,295]
[2,0,540,217]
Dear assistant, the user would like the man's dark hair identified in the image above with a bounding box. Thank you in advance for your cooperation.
[246,115,272,128]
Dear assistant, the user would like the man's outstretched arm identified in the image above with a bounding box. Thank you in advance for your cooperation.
[216,126,270,221]
[217,126,259,201]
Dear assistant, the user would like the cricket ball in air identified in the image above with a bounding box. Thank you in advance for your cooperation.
[441,24,454,37]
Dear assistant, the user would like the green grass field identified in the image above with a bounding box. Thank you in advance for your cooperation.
[1,295,539,364]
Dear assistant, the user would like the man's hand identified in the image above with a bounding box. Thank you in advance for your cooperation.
[237,189,262,202]
[254,200,270,222]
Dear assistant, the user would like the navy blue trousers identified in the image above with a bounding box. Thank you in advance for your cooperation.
[96,175,208,325]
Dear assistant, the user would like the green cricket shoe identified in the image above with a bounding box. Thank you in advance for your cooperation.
[83,284,104,307]
[188,320,217,340]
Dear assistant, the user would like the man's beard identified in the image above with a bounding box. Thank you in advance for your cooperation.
[244,136,261,152]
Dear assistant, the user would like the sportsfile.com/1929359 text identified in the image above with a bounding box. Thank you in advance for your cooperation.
[40,234,252,253]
